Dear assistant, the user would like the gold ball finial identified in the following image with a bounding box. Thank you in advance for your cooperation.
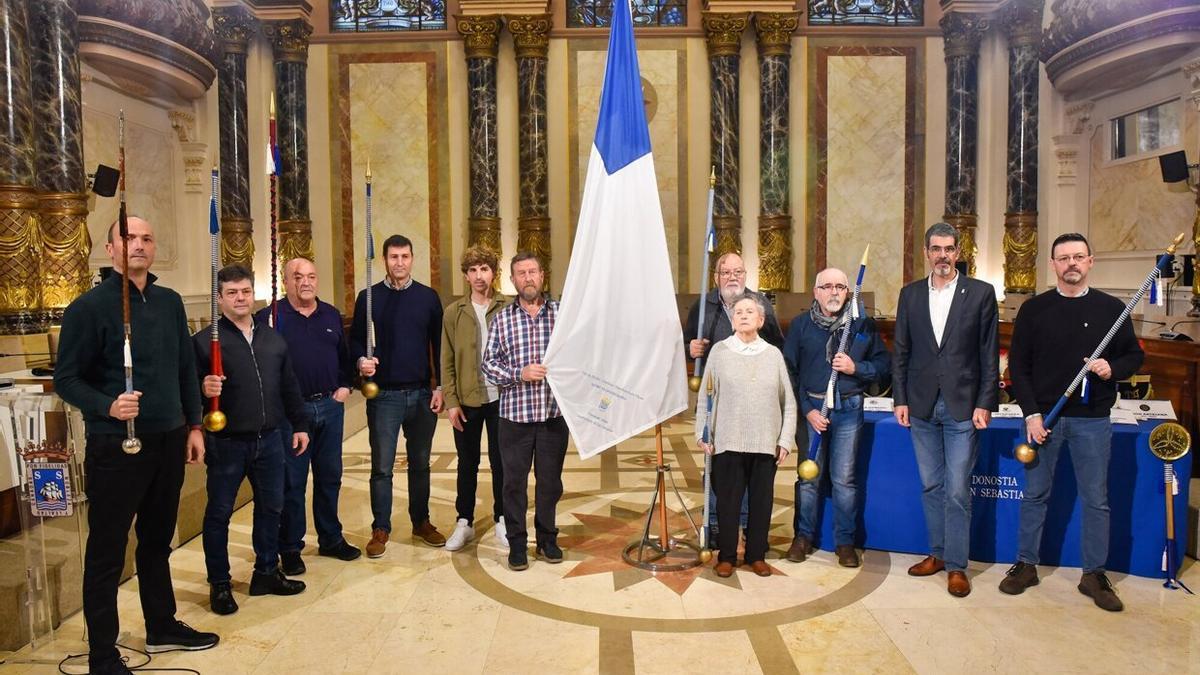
[699,549,713,563]
[203,410,227,433]
[688,375,702,392]
[361,380,380,400]
[122,437,142,455]
[798,459,819,481]
[1014,443,1038,464]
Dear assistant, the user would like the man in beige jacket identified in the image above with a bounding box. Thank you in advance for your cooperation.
[442,245,510,550]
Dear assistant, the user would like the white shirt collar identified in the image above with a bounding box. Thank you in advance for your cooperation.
[1056,285,1089,297]
[927,270,959,293]
[722,334,769,355]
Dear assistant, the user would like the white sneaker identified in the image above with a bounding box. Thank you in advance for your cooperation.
[445,518,474,551]
[494,519,509,549]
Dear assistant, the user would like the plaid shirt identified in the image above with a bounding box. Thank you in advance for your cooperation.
[482,298,561,423]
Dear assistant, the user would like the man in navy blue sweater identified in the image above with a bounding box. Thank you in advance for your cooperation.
[350,234,446,556]
[782,268,890,568]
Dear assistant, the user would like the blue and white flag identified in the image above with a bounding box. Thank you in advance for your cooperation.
[543,0,688,459]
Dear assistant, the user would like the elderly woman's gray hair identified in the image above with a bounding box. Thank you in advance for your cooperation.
[732,291,767,316]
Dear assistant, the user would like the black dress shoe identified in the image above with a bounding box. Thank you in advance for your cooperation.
[249,569,306,596]
[318,540,363,561]
[209,582,238,615]
[536,540,563,563]
[280,550,306,576]
[145,620,220,653]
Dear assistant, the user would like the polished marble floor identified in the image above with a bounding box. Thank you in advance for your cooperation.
[3,413,1198,674]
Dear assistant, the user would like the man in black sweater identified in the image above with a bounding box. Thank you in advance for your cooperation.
[55,216,218,674]
[194,265,310,615]
[351,234,446,556]
[1000,233,1144,611]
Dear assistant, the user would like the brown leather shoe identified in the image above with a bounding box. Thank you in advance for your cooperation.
[413,521,446,547]
[908,555,945,576]
[365,528,388,558]
[714,561,735,578]
[948,571,971,597]
[750,560,772,577]
[836,545,861,568]
[786,536,813,563]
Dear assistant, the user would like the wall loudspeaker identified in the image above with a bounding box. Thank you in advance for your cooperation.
[1159,150,1189,183]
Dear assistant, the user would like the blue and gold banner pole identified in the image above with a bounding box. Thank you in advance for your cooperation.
[1014,233,1186,464]
[801,245,870,481]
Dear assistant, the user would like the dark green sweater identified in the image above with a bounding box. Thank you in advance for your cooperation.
[54,273,203,434]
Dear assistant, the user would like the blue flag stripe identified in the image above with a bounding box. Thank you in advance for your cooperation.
[593,0,651,174]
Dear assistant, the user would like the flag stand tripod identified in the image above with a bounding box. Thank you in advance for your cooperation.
[622,424,706,571]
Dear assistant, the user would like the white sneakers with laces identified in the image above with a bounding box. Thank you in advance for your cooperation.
[494,518,509,549]
[445,518,475,551]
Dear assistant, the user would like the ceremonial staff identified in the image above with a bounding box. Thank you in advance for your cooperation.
[116,111,141,454]
[1148,422,1192,592]
[203,168,227,432]
[698,376,714,561]
[267,93,280,327]
[1014,232,1186,464]
[802,245,870,482]
[688,168,716,393]
[360,159,379,399]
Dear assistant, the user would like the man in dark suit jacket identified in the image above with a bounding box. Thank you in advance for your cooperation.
[892,222,999,598]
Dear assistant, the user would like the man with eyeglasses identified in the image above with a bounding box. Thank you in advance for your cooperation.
[999,233,1143,611]
[893,222,998,597]
[683,252,784,363]
[782,268,889,567]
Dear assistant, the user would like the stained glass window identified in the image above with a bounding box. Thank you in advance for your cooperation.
[567,0,686,28]
[807,0,923,27]
[331,0,446,32]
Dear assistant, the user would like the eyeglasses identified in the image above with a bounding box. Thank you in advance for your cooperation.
[1053,254,1090,264]
[927,245,957,255]
[816,284,848,292]
[718,269,746,279]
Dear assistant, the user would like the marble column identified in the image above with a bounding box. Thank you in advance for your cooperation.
[1002,0,1043,294]
[214,6,257,268]
[754,11,799,293]
[507,14,552,286]
[456,14,501,255]
[0,0,39,334]
[940,11,987,277]
[265,18,314,264]
[702,11,748,272]
[31,0,89,325]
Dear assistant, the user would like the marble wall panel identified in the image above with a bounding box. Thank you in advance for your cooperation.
[82,108,178,268]
[816,50,912,315]
[342,58,438,301]
[1088,107,1197,254]
[570,44,686,290]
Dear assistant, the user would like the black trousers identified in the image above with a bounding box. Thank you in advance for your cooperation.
[498,416,568,547]
[712,451,776,564]
[83,427,186,665]
[454,401,502,522]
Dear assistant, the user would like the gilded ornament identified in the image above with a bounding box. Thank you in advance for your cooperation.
[468,216,502,254]
[939,11,988,59]
[278,219,314,265]
[753,12,799,58]
[943,214,978,277]
[264,19,313,63]
[456,15,501,59]
[757,214,792,293]
[1002,212,1037,294]
[701,12,749,58]
[213,5,258,54]
[1148,422,1191,462]
[506,14,551,60]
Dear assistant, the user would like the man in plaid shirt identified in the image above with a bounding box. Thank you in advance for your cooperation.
[482,252,568,571]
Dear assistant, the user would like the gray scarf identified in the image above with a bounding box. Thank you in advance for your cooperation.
[809,299,848,332]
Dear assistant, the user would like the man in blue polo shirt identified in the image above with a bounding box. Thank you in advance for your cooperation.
[351,234,445,557]
[259,258,362,576]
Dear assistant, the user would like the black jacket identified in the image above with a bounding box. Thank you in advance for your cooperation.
[55,272,202,435]
[892,274,999,422]
[682,289,784,362]
[193,316,309,436]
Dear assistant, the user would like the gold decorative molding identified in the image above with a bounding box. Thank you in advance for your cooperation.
[943,213,978,277]
[506,14,551,60]
[753,12,799,58]
[456,15,501,59]
[37,192,91,311]
[517,214,551,289]
[1002,0,1043,48]
[468,216,502,255]
[757,213,792,292]
[264,18,312,63]
[702,12,749,58]
[0,185,41,320]
[1002,211,1037,294]
[221,214,254,268]
[712,214,741,276]
[940,11,989,59]
[212,4,259,55]
[278,218,314,265]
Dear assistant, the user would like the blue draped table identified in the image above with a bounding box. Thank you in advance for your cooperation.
[809,413,1191,578]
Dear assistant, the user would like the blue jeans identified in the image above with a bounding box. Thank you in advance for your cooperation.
[1018,416,1112,573]
[909,394,978,572]
[367,388,437,533]
[202,428,285,583]
[795,394,863,547]
[279,397,346,553]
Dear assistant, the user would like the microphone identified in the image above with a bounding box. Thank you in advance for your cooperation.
[0,351,56,376]
[1160,319,1198,342]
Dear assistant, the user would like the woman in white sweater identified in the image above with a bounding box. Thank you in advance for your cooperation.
[696,293,798,578]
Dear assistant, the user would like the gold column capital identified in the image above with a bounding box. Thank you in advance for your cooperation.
[1001,0,1044,48]
[506,14,552,60]
[213,5,259,56]
[1003,211,1038,293]
[456,14,502,59]
[264,18,313,64]
[278,218,314,263]
[702,12,750,58]
[753,11,799,58]
[940,11,989,59]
